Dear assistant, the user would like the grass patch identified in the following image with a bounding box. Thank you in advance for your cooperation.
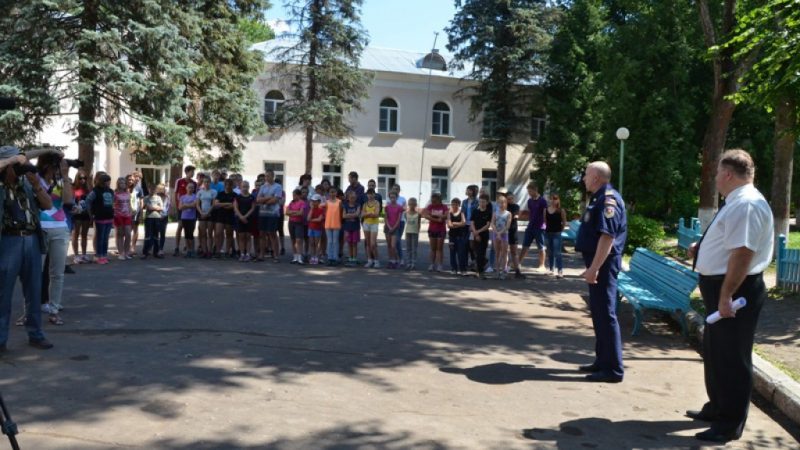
[690,295,705,316]
[754,346,800,383]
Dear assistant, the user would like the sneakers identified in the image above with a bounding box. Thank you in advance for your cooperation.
[28,338,54,350]
[97,257,109,265]
[486,267,495,273]
[557,270,564,279]
[118,255,127,261]
[372,261,380,269]
[428,264,434,272]
[173,247,180,257]
[364,260,373,268]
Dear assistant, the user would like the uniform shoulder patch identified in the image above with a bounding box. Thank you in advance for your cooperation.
[604,206,615,219]
[605,189,614,196]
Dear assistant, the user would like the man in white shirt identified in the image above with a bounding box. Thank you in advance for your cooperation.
[687,149,774,443]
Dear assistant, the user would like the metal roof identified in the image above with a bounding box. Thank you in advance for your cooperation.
[251,38,472,80]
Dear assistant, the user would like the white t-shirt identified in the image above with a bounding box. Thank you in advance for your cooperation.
[695,184,774,276]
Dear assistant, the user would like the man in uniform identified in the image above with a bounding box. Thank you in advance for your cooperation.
[687,149,773,443]
[0,146,56,352]
[575,161,626,383]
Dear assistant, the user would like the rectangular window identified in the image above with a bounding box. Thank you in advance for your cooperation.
[432,111,451,136]
[379,108,399,133]
[263,162,286,186]
[377,166,397,199]
[431,167,449,201]
[531,117,547,141]
[322,163,342,188]
[482,169,498,198]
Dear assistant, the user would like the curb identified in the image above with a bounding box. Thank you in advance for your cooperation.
[685,311,800,426]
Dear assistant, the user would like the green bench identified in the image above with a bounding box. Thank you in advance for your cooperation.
[677,217,702,250]
[617,248,698,336]
[561,220,582,242]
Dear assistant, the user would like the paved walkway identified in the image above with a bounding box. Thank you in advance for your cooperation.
[1,233,798,449]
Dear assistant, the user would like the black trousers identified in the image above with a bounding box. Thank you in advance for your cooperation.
[475,231,489,273]
[698,273,766,436]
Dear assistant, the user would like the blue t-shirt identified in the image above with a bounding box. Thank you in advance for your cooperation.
[257,182,283,217]
[342,203,360,231]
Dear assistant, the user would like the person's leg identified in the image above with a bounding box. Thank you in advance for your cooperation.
[449,239,457,271]
[46,227,69,311]
[477,233,488,274]
[488,238,495,270]
[553,234,563,273]
[371,231,379,261]
[115,225,124,257]
[20,236,46,342]
[545,233,555,271]
[0,238,23,345]
[586,256,624,378]
[396,221,405,263]
[101,223,113,257]
[214,222,224,256]
[174,219,183,255]
[80,220,90,256]
[158,218,168,253]
[123,225,132,257]
[71,225,79,256]
[270,230,280,258]
[225,225,234,254]
[537,230,547,270]
[277,213,285,254]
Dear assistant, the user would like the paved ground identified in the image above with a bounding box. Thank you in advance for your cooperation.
[1,232,798,449]
[756,293,800,380]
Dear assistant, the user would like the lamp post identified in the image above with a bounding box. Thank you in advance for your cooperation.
[615,127,629,195]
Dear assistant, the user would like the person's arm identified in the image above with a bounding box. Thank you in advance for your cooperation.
[234,198,243,219]
[173,180,181,207]
[28,174,53,210]
[0,154,26,170]
[479,212,492,233]
[718,247,756,318]
[582,234,614,284]
[24,147,63,160]
[560,209,567,230]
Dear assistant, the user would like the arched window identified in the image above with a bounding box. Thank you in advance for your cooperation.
[264,90,285,125]
[432,102,451,136]
[379,98,399,133]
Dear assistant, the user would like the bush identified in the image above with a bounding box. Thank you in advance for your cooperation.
[625,214,665,254]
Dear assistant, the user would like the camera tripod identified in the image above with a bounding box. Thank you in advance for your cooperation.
[0,394,20,450]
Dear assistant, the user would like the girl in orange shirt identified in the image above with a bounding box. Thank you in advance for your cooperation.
[324,188,342,266]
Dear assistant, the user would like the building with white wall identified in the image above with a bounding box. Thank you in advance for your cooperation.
[37,39,545,202]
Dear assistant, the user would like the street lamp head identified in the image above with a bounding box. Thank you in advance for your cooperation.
[616,127,630,140]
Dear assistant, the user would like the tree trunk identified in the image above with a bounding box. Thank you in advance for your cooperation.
[305,126,314,175]
[497,143,507,188]
[77,0,99,174]
[303,0,322,175]
[697,95,736,228]
[771,98,797,243]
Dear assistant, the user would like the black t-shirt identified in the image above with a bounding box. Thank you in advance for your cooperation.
[448,212,467,239]
[235,193,254,216]
[214,191,236,221]
[472,207,492,232]
[508,203,520,234]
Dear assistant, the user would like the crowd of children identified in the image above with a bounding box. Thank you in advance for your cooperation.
[69,168,569,280]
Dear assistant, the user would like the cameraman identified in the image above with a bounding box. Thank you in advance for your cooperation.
[35,153,73,325]
[0,146,55,352]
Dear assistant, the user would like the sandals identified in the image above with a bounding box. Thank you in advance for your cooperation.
[48,314,64,326]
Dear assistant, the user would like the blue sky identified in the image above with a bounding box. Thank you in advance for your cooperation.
[266,1,458,53]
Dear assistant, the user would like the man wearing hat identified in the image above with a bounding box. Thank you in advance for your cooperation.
[0,146,57,352]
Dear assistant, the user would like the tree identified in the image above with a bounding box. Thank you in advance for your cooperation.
[695,0,755,228]
[275,0,372,175]
[446,0,557,187]
[0,1,267,173]
[535,0,607,209]
[725,0,800,239]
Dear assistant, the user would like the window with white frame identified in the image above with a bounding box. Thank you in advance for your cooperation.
[379,98,399,133]
[431,167,449,201]
[264,90,285,125]
[322,163,342,188]
[377,166,397,199]
[531,116,547,141]
[263,162,285,185]
[482,169,498,198]
[432,102,451,136]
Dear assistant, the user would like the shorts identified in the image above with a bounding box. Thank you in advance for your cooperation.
[523,228,546,250]
[213,211,234,225]
[345,230,360,244]
[132,211,143,224]
[182,219,196,239]
[259,216,281,232]
[234,218,252,232]
[289,222,305,240]
[362,222,379,233]
[508,228,518,246]
[495,233,509,243]
[428,230,446,240]
[113,216,132,228]
[308,228,322,238]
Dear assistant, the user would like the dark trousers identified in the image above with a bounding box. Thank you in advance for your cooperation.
[159,217,168,251]
[143,218,162,256]
[582,253,624,378]
[475,231,489,273]
[449,235,468,272]
[698,273,766,436]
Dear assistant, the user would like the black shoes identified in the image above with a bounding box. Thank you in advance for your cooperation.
[695,429,740,443]
[28,338,54,350]
[685,410,715,422]
[584,372,622,383]
[578,364,599,373]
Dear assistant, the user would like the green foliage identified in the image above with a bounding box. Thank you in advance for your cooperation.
[275,0,372,171]
[446,0,557,182]
[537,0,712,222]
[0,0,268,170]
[625,214,665,255]
[239,18,275,45]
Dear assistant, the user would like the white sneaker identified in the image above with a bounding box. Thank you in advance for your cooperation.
[428,264,434,272]
[118,255,126,261]
[486,267,495,273]
[364,260,373,268]
[73,255,84,264]
[373,261,380,268]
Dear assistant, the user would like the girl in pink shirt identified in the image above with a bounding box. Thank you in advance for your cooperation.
[384,192,404,269]
[113,177,133,260]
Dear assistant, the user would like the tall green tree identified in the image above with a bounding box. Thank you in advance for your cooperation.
[726,0,800,238]
[0,1,267,172]
[275,0,372,174]
[535,0,607,208]
[446,0,557,187]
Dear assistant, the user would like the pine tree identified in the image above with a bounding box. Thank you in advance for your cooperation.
[446,0,557,187]
[275,0,372,175]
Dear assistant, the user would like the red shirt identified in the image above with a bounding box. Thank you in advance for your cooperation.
[175,178,195,199]
[426,203,449,233]
[308,206,325,231]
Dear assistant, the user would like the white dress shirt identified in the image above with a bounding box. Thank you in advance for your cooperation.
[696,184,774,276]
